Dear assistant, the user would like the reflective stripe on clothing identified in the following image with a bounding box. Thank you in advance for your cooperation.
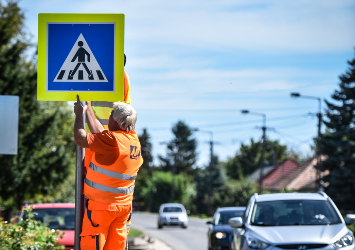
[97,118,109,125]
[85,178,135,194]
[89,162,137,181]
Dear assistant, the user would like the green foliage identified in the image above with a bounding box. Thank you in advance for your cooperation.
[347,225,355,235]
[159,120,197,175]
[318,57,355,211]
[141,171,196,212]
[127,227,143,238]
[0,207,64,249]
[214,179,258,207]
[134,128,154,210]
[224,138,290,180]
[194,155,226,215]
[0,1,75,213]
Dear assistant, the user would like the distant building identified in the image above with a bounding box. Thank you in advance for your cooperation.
[248,157,328,192]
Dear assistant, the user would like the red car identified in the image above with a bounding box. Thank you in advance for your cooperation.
[20,203,75,250]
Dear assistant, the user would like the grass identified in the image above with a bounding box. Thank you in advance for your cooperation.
[127,227,144,238]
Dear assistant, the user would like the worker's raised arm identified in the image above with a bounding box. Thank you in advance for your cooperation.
[85,101,105,133]
[73,95,89,148]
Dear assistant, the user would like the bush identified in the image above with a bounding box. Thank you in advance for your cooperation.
[214,179,258,208]
[0,207,64,250]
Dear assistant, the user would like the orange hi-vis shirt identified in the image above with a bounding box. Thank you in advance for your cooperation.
[84,130,143,205]
[84,71,131,170]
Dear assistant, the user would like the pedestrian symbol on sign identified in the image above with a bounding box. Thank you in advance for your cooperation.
[70,41,93,80]
[54,33,108,82]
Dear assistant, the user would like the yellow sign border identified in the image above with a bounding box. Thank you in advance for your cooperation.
[37,13,124,101]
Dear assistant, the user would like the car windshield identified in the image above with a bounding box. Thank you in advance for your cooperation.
[214,210,245,225]
[250,200,342,226]
[163,207,183,213]
[23,208,75,230]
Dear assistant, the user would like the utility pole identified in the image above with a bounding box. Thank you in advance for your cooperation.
[171,149,176,202]
[160,141,176,203]
[317,100,322,188]
[194,128,214,216]
[208,133,213,216]
[241,110,267,194]
[260,126,266,194]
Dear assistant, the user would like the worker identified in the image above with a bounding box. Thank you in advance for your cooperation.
[73,95,143,250]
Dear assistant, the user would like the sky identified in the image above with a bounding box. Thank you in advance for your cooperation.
[19,0,355,167]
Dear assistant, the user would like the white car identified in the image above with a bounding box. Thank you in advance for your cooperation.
[157,203,189,229]
[229,192,354,250]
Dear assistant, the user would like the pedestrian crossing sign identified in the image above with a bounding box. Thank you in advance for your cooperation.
[37,14,124,101]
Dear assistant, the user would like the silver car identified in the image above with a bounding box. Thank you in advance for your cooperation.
[157,203,189,229]
[229,192,354,250]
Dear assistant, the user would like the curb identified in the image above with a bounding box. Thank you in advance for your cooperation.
[128,235,173,250]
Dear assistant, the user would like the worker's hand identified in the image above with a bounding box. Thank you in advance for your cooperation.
[86,101,91,107]
[74,95,87,115]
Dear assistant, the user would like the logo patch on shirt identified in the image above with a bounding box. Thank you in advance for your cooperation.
[130,145,141,160]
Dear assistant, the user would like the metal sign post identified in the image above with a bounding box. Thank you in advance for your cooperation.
[74,105,85,250]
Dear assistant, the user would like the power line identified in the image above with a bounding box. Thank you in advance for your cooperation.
[136,106,317,112]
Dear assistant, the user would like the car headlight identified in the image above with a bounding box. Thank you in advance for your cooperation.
[246,236,269,249]
[333,232,354,248]
[215,232,227,239]
[179,215,187,221]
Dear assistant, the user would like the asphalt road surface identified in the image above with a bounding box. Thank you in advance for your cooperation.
[130,212,209,250]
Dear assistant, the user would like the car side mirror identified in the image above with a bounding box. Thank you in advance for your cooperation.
[186,210,190,215]
[229,217,243,228]
[345,214,355,225]
[206,220,213,225]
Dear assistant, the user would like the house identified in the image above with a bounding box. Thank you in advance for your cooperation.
[248,157,328,192]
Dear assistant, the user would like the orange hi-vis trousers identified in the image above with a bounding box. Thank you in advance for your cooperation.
[80,200,131,250]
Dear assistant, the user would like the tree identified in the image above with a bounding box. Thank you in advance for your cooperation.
[317,56,355,211]
[224,138,289,180]
[140,171,196,212]
[194,155,226,216]
[159,120,197,175]
[214,179,257,208]
[134,128,153,211]
[0,2,75,217]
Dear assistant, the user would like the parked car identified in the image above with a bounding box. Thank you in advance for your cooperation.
[207,207,246,250]
[19,203,75,250]
[228,192,354,250]
[157,203,189,229]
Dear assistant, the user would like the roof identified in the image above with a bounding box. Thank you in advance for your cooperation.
[23,203,75,209]
[266,158,315,190]
[217,206,246,212]
[249,164,275,182]
[262,159,299,187]
[255,192,327,202]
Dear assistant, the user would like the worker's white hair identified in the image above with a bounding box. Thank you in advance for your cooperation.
[112,102,137,132]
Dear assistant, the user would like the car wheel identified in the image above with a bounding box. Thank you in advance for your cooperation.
[208,240,212,250]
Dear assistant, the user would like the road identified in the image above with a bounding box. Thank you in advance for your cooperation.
[130,212,209,250]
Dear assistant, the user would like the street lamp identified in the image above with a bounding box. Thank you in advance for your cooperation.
[241,110,266,194]
[290,92,322,188]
